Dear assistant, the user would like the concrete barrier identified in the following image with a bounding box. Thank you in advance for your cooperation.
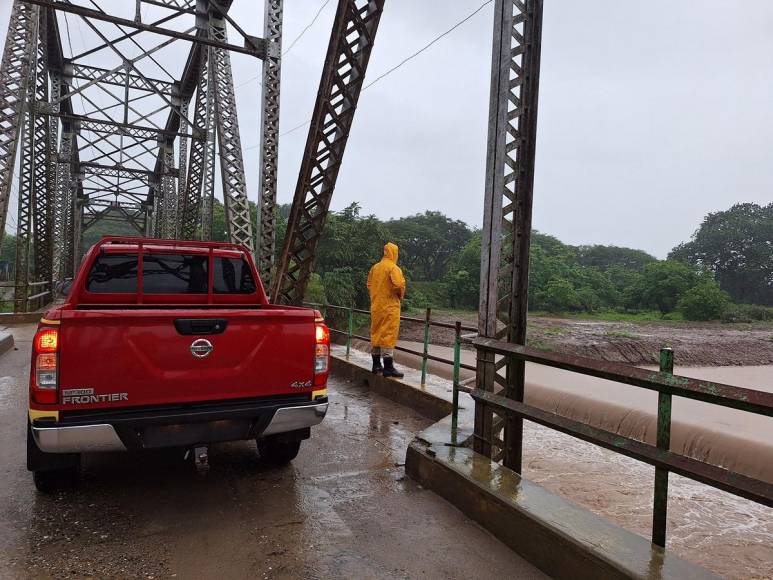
[0,331,13,356]
[331,350,717,580]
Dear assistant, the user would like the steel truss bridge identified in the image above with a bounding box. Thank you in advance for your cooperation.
[0,0,554,541]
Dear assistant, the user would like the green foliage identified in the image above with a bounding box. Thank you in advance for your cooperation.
[443,232,481,309]
[316,203,390,308]
[387,211,472,281]
[631,261,703,314]
[1,233,16,264]
[721,303,773,323]
[678,281,730,321]
[536,278,578,313]
[669,203,773,306]
[304,273,327,304]
[576,245,656,271]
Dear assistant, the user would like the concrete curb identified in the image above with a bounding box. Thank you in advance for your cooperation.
[0,332,14,356]
[332,352,717,580]
[0,312,44,325]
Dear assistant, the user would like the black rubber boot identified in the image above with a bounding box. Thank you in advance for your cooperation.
[371,355,383,375]
[382,356,404,379]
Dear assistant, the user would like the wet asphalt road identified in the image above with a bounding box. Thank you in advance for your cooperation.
[0,324,542,579]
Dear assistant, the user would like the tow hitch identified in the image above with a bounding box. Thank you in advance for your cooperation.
[188,445,209,475]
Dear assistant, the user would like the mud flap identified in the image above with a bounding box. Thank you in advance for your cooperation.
[26,422,81,472]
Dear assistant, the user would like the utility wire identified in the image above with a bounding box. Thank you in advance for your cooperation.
[283,0,333,57]
[245,0,493,147]
[236,0,332,92]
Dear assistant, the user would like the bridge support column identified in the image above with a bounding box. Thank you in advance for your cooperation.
[476,0,543,470]
[256,0,283,286]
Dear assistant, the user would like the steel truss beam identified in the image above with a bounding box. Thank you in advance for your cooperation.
[256,0,282,285]
[23,0,267,58]
[55,126,75,278]
[211,14,253,250]
[179,47,214,239]
[0,2,38,244]
[82,202,146,234]
[272,0,384,305]
[475,0,543,470]
[67,63,175,94]
[14,5,42,312]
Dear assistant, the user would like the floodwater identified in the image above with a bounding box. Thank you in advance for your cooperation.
[392,339,773,483]
[0,324,542,579]
[387,341,773,579]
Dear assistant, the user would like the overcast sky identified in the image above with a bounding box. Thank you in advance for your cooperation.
[1,0,771,258]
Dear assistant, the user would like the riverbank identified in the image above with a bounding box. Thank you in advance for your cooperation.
[398,312,773,366]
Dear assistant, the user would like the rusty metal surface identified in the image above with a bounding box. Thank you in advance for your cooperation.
[471,388,773,508]
[476,0,544,469]
[272,0,385,305]
[474,337,773,416]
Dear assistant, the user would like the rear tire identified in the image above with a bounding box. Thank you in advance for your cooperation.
[27,423,81,492]
[33,466,80,493]
[257,438,301,465]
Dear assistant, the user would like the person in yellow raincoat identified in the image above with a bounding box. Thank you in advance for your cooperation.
[367,242,406,378]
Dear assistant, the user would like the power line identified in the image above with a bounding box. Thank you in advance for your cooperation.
[236,0,332,92]
[251,0,494,144]
[362,0,493,92]
[284,0,332,57]
[252,0,493,143]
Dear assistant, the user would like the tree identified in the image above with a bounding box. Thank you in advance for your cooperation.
[387,211,472,281]
[315,203,391,308]
[536,278,578,313]
[669,203,773,306]
[575,245,656,272]
[634,261,702,314]
[444,232,481,308]
[678,281,730,321]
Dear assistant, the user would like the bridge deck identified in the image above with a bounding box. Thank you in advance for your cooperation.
[0,323,542,578]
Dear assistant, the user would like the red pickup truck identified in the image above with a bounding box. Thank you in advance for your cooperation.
[27,237,329,491]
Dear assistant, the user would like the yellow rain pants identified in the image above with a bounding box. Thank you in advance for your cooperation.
[367,242,406,349]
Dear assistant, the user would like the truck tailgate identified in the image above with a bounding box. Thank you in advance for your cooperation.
[57,308,317,408]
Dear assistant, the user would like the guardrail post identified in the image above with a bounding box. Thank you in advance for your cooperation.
[346,303,353,359]
[451,321,462,439]
[652,346,674,547]
[420,307,431,386]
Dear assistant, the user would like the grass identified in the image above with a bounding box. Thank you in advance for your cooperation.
[531,309,684,323]
[604,329,639,340]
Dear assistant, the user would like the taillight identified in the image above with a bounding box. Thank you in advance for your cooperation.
[32,327,59,404]
[35,328,59,352]
[314,320,330,385]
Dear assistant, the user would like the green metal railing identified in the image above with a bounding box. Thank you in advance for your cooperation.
[304,303,476,400]
[470,336,773,548]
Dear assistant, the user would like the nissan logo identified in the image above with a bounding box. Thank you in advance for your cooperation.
[190,338,213,358]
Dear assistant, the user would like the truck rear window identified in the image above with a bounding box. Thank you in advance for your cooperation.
[87,254,138,293]
[142,254,208,294]
[85,251,257,296]
[213,257,256,294]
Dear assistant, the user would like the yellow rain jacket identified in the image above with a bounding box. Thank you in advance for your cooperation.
[367,242,406,349]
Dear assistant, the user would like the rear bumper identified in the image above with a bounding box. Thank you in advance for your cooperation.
[31,400,328,453]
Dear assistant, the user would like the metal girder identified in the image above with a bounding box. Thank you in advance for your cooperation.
[14,5,42,312]
[272,0,384,305]
[180,48,214,239]
[24,0,267,58]
[28,7,54,308]
[475,0,544,470]
[211,14,253,250]
[81,162,175,182]
[256,0,282,285]
[68,63,175,95]
[55,127,74,278]
[0,1,38,244]
[161,141,177,237]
